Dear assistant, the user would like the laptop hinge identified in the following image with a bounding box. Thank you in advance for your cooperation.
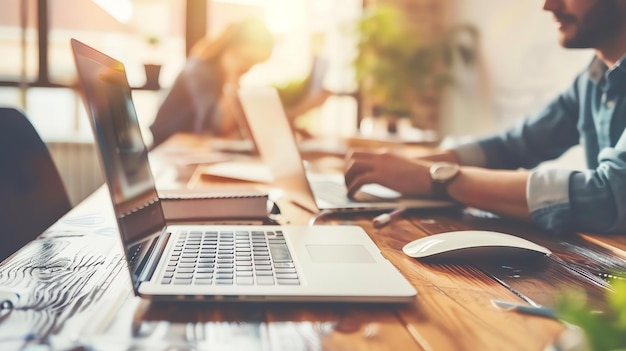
[138,231,171,283]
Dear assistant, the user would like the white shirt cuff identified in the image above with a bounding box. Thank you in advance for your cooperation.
[527,168,574,213]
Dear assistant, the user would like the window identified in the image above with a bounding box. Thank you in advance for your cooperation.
[0,0,363,141]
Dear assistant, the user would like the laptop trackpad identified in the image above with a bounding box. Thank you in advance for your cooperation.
[306,245,376,263]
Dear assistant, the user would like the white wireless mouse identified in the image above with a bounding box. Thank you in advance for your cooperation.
[402,230,551,262]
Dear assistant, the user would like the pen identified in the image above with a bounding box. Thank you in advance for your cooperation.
[491,299,558,320]
[373,207,407,228]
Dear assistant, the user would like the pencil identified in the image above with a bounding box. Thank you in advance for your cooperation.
[372,207,407,228]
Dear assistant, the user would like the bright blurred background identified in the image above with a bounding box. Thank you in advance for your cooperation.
[0,0,593,204]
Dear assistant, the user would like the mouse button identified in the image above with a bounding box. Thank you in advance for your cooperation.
[421,246,495,263]
[486,233,552,255]
[464,231,552,255]
[402,237,445,257]
[434,231,492,248]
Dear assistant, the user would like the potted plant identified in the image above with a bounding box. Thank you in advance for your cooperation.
[352,4,478,134]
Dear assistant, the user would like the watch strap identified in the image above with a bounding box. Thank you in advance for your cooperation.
[431,181,451,199]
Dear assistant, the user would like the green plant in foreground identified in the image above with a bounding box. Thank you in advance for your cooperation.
[556,278,626,350]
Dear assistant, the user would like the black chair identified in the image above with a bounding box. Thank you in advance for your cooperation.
[0,107,72,262]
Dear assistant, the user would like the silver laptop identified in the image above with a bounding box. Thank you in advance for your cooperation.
[71,38,416,302]
[237,87,456,213]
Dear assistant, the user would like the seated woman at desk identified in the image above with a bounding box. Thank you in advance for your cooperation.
[149,18,274,147]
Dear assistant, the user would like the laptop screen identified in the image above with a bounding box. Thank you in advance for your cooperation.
[71,39,166,245]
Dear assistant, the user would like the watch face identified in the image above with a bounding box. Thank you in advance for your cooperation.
[430,163,460,183]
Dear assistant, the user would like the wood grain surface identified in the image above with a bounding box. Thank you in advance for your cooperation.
[0,134,624,351]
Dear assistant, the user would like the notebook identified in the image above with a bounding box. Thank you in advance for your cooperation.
[237,87,457,213]
[71,38,416,302]
[158,188,269,221]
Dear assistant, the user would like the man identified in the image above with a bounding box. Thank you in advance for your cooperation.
[344,0,626,234]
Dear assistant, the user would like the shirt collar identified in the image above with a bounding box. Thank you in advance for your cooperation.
[588,54,626,88]
[616,54,626,73]
[587,56,606,83]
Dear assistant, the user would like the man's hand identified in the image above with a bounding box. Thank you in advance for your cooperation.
[344,151,433,199]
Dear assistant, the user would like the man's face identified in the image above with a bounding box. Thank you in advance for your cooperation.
[543,0,624,48]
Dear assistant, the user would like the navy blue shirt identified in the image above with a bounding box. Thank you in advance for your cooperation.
[453,55,626,234]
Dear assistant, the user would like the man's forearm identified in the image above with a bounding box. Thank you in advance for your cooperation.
[417,150,460,163]
[447,166,531,220]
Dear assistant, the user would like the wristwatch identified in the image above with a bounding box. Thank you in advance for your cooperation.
[429,162,461,198]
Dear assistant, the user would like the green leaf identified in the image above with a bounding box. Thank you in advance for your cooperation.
[351,4,478,117]
[556,278,626,351]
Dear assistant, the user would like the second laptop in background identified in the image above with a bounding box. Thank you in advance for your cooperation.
[237,87,456,213]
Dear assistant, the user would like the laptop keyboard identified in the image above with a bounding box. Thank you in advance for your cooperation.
[160,230,300,286]
[310,180,351,204]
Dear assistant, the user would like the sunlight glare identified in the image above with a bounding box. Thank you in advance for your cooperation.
[93,0,134,24]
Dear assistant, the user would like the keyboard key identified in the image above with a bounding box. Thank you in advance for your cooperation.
[277,279,300,285]
[195,279,212,285]
[174,279,192,285]
[257,276,275,285]
[269,244,292,262]
[276,273,298,279]
[236,277,254,285]
[275,268,297,274]
[216,279,233,285]
[273,263,295,268]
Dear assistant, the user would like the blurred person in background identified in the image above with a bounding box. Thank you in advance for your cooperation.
[150,18,274,147]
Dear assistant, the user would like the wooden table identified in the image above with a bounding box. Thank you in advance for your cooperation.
[1,134,625,350]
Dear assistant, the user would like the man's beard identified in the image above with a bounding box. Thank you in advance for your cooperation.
[553,1,622,49]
